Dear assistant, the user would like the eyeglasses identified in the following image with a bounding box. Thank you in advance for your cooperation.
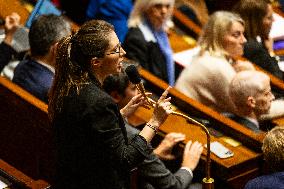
[106,42,122,55]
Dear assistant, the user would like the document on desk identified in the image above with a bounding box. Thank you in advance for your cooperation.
[270,13,284,41]
[0,180,7,189]
[173,47,200,67]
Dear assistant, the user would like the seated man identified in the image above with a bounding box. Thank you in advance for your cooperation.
[12,14,71,103]
[103,71,203,189]
[0,12,27,73]
[228,70,275,132]
[244,126,284,189]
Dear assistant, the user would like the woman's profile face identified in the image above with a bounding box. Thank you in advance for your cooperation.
[99,31,126,77]
[145,3,171,30]
[262,4,274,38]
[222,21,246,58]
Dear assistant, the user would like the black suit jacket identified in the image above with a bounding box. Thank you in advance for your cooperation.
[224,113,275,133]
[123,27,171,84]
[244,39,283,80]
[0,42,17,71]
[53,77,152,189]
[224,113,261,133]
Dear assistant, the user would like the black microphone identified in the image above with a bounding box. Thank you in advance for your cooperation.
[125,65,153,106]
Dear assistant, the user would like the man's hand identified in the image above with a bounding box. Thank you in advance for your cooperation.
[181,141,203,171]
[154,132,185,160]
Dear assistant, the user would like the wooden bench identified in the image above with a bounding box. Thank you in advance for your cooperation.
[0,76,54,184]
[0,159,50,189]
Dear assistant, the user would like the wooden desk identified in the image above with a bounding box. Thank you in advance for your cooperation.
[139,68,265,150]
[130,103,261,189]
[127,67,265,188]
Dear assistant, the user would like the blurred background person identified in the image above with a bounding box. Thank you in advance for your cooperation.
[123,0,176,86]
[12,14,71,103]
[59,0,90,25]
[49,20,172,189]
[244,126,284,189]
[0,12,28,74]
[85,0,133,42]
[228,70,275,132]
[175,11,251,114]
[103,71,203,189]
[233,0,284,81]
[0,12,20,71]
[175,0,209,27]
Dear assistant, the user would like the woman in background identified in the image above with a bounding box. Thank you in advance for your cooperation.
[175,11,249,113]
[233,0,283,80]
[123,0,176,86]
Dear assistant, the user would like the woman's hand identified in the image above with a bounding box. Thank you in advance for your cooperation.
[154,132,185,160]
[148,86,172,128]
[138,87,172,143]
[120,94,147,118]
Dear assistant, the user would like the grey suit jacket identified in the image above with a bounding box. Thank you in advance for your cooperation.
[126,125,193,189]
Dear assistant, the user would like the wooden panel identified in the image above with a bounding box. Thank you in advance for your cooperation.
[130,94,262,188]
[0,77,54,183]
[0,159,50,189]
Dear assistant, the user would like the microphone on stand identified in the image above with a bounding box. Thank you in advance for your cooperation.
[125,65,214,189]
[125,65,153,107]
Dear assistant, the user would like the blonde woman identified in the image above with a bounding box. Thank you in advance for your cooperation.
[123,0,176,86]
[175,11,249,113]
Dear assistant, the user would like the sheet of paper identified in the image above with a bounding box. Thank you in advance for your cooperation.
[270,13,284,41]
[173,47,200,67]
[0,179,8,189]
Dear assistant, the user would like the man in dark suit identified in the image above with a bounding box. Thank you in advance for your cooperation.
[103,71,203,189]
[244,126,284,189]
[227,70,275,132]
[12,14,71,103]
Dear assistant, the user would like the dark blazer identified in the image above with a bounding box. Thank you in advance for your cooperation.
[126,125,193,189]
[244,171,284,189]
[224,113,276,133]
[12,59,54,103]
[243,39,283,80]
[0,42,17,71]
[224,113,261,133]
[123,27,170,83]
[53,78,152,189]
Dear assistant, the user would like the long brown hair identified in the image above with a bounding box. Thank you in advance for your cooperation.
[233,0,271,39]
[48,20,114,120]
